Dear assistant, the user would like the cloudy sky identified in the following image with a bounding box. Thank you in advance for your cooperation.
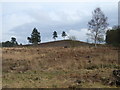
[0,0,119,44]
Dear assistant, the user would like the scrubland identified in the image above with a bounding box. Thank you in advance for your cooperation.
[2,46,120,88]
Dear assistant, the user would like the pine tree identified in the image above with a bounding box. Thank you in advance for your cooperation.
[27,28,41,44]
[11,37,18,46]
[62,31,67,39]
[53,31,58,40]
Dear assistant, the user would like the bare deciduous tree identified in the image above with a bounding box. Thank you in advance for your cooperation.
[87,7,108,46]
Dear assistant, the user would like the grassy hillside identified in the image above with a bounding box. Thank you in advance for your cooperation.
[23,40,93,47]
[2,44,120,88]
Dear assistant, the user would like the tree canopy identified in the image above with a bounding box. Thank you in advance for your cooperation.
[62,31,67,39]
[53,31,58,40]
[87,7,108,46]
[106,26,120,45]
[27,28,41,44]
[2,37,18,47]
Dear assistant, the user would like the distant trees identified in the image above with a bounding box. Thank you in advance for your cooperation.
[2,27,69,47]
[53,31,58,40]
[11,37,18,46]
[27,28,41,44]
[87,7,108,46]
[2,41,13,47]
[52,31,67,40]
[62,31,67,39]
[2,37,18,47]
[106,26,120,45]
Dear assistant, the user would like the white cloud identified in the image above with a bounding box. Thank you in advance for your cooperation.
[49,12,61,22]
[3,13,35,33]
[49,10,82,24]
[67,28,89,42]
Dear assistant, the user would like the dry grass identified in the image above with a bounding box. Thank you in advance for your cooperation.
[2,46,120,88]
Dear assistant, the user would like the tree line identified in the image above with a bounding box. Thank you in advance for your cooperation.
[106,26,120,46]
[1,37,18,47]
[1,7,120,47]
[27,28,67,44]
[1,28,68,47]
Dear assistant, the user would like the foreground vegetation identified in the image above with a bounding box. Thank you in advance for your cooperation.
[2,46,120,88]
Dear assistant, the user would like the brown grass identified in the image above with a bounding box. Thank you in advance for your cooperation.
[2,46,120,88]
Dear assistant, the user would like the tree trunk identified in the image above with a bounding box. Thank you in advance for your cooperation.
[94,38,96,47]
[94,41,97,47]
[94,33,97,47]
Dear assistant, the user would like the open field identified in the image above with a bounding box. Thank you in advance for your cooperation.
[2,44,120,88]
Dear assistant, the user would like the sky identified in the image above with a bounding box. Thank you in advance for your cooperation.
[0,0,119,44]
